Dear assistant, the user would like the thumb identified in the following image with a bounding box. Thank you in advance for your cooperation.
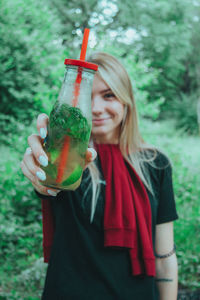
[84,148,97,170]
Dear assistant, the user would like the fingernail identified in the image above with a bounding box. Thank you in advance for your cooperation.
[47,190,58,196]
[88,148,96,160]
[36,171,46,181]
[40,128,47,139]
[26,147,32,155]
[39,155,48,167]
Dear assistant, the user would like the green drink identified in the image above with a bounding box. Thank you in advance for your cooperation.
[41,59,98,190]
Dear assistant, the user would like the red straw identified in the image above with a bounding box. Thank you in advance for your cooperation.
[56,28,90,184]
[80,28,90,60]
[72,28,90,107]
[56,135,70,183]
[72,69,82,107]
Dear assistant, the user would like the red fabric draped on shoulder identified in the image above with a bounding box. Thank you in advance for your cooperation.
[94,143,155,277]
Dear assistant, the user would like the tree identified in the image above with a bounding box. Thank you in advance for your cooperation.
[0,0,64,121]
[48,0,99,53]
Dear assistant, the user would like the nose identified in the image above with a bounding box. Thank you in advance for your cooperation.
[92,96,105,115]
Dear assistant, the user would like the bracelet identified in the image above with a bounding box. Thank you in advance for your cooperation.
[155,244,176,259]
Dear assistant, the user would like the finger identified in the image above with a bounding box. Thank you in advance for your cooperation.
[32,182,59,197]
[27,134,48,167]
[84,148,97,170]
[23,148,47,181]
[20,160,41,186]
[26,147,32,155]
[36,113,49,139]
[21,160,59,197]
[85,148,97,163]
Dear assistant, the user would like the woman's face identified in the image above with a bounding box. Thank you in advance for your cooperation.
[91,74,125,144]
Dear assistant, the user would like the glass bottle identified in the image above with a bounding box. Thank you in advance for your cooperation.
[41,59,98,190]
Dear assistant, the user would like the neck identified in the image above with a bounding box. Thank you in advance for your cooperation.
[92,128,120,145]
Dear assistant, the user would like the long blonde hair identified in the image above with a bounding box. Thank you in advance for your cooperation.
[85,52,169,223]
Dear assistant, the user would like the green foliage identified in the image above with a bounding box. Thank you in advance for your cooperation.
[0,114,35,152]
[114,0,192,101]
[48,0,99,52]
[173,149,200,289]
[0,0,64,122]
[124,53,165,120]
[0,120,47,298]
[101,0,199,133]
[172,93,198,135]
[141,119,200,289]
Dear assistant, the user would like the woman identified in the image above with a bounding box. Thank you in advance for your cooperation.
[21,52,178,300]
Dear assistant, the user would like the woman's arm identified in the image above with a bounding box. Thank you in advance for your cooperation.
[155,222,178,300]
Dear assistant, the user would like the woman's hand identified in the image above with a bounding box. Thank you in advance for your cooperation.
[20,113,97,197]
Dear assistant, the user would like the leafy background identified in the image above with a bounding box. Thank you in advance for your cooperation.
[0,0,200,298]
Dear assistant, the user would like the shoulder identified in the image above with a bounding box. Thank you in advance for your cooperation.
[139,148,173,188]
[154,149,172,170]
[141,147,172,170]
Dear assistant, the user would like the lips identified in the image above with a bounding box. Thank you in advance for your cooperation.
[92,118,110,125]
[93,118,108,121]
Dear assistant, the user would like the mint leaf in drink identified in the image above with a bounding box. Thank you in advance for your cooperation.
[49,103,91,142]
[62,164,83,186]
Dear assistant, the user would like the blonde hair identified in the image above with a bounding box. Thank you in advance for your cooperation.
[84,52,170,223]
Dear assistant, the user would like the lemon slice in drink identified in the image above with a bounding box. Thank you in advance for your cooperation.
[62,165,83,186]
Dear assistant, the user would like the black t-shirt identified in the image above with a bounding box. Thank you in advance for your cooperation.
[41,150,178,300]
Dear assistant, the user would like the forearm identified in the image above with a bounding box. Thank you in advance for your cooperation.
[156,254,178,300]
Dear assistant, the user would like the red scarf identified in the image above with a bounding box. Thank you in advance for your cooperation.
[41,143,155,276]
[94,143,155,276]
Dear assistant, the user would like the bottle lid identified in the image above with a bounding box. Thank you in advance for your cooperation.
[64,59,98,71]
